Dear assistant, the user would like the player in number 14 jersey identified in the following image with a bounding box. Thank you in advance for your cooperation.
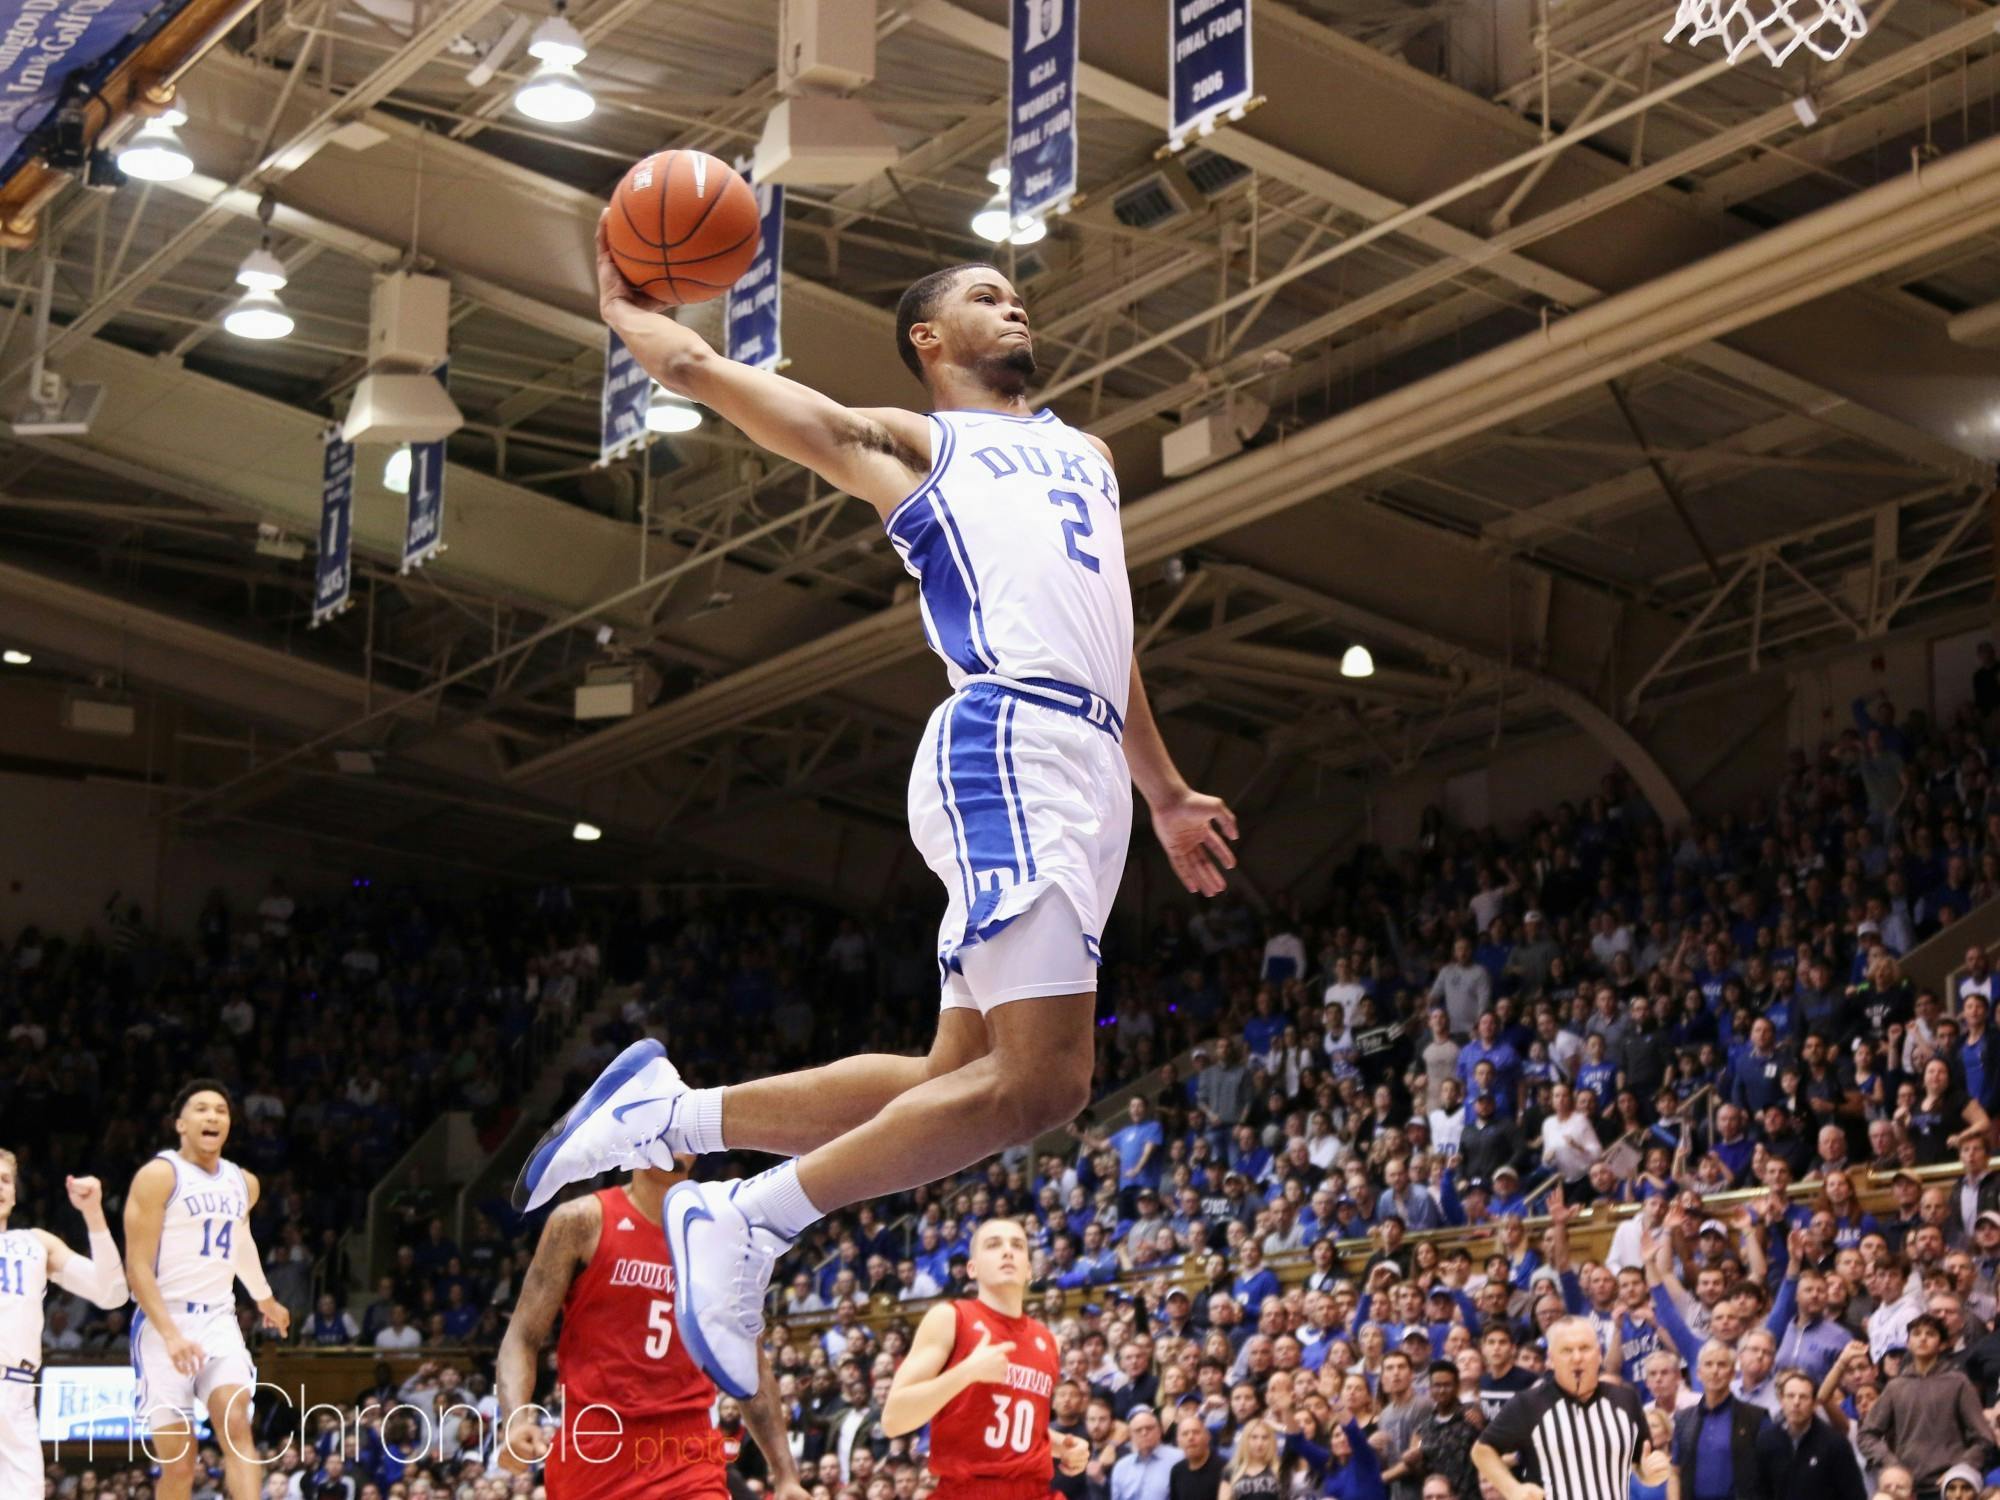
[884,1218,1087,1500]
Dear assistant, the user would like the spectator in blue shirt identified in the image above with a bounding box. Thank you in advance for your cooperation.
[1456,1012,1523,1115]
[1092,1096,1166,1203]
[1232,1241,1282,1317]
[1110,1407,1185,1500]
[1243,991,1286,1059]
[1729,1017,1790,1115]
[1375,1156,1447,1232]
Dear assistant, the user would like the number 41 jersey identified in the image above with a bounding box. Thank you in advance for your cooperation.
[885,409,1133,714]
[926,1299,1061,1491]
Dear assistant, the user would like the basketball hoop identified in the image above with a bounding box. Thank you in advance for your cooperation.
[1665,0,1868,65]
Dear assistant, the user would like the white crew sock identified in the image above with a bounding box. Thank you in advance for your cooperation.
[675,1086,727,1156]
[733,1159,824,1240]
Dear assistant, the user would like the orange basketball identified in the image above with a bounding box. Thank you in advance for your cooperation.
[605,150,762,306]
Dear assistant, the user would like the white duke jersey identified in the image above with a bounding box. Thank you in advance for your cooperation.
[152,1152,250,1306]
[0,1229,48,1370]
[885,408,1133,711]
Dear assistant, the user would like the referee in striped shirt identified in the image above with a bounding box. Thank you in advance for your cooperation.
[1472,1318,1670,1500]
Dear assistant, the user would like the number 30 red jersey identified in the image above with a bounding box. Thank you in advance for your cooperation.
[546,1185,728,1500]
[926,1299,1062,1500]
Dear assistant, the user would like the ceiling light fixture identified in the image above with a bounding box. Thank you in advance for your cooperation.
[515,59,595,122]
[515,8,594,123]
[235,244,288,292]
[2,650,31,666]
[645,386,702,433]
[572,820,603,841]
[383,448,412,493]
[971,191,1013,243]
[222,287,294,340]
[971,195,1045,246]
[116,108,193,182]
[1340,644,1375,679]
[1007,214,1046,246]
[986,155,1010,188]
[526,11,587,66]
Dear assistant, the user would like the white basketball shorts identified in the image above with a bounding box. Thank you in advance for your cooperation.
[908,676,1132,1012]
[0,1380,38,1498]
[133,1302,257,1429]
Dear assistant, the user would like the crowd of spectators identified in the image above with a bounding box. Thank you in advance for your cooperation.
[728,679,2000,1500]
[36,665,2000,1500]
[9,874,611,1367]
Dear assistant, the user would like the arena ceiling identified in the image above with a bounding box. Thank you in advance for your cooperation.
[0,0,1997,898]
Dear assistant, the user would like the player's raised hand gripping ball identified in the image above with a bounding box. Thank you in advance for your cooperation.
[605,149,762,306]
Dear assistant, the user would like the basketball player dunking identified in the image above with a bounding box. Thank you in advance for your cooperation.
[514,224,1239,1400]
[496,1162,809,1500]
[0,1148,129,1496]
[883,1219,1088,1500]
[124,1080,292,1500]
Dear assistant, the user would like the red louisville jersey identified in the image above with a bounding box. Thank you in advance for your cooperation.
[546,1185,726,1500]
[925,1299,1061,1496]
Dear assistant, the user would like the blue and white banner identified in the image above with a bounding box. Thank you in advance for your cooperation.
[0,0,197,181]
[1169,0,1253,149]
[402,362,447,574]
[599,329,650,465]
[725,177,784,371]
[313,429,355,628]
[1008,0,1080,226]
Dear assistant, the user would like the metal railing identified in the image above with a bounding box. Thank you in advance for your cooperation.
[770,1159,1968,1344]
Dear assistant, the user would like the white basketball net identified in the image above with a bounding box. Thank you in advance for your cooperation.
[1665,0,1868,65]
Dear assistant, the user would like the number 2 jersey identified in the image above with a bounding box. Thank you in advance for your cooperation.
[548,1185,723,1498]
[926,1298,1061,1495]
[885,408,1133,715]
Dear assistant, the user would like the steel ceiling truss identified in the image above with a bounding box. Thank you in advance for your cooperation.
[1627,487,1997,711]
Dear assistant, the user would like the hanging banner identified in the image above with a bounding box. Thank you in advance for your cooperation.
[313,430,355,628]
[402,362,448,574]
[1168,0,1254,150]
[0,0,199,181]
[1008,0,1080,226]
[725,177,784,371]
[600,329,650,466]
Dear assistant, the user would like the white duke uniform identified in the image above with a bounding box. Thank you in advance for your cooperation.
[885,407,1134,1007]
[0,1228,50,1493]
[133,1152,256,1427]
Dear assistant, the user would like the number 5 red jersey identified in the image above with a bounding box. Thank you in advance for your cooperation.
[925,1299,1062,1494]
[547,1185,726,1498]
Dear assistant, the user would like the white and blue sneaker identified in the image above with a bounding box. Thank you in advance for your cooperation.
[513,1038,690,1211]
[663,1178,787,1399]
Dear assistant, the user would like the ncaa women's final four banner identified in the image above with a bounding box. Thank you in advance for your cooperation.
[725,174,784,371]
[1169,0,1254,149]
[313,430,355,628]
[1008,0,1079,227]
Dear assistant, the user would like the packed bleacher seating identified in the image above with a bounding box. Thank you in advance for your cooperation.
[33,668,2000,1500]
[7,877,608,1359]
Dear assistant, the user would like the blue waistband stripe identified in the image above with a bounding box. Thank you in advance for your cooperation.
[958,675,1123,741]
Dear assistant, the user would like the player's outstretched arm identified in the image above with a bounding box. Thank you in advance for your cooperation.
[36,1175,127,1309]
[232,1171,290,1340]
[1124,655,1238,897]
[498,1195,598,1474]
[882,1302,1014,1438]
[744,1344,810,1500]
[125,1158,202,1377]
[596,216,930,518]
